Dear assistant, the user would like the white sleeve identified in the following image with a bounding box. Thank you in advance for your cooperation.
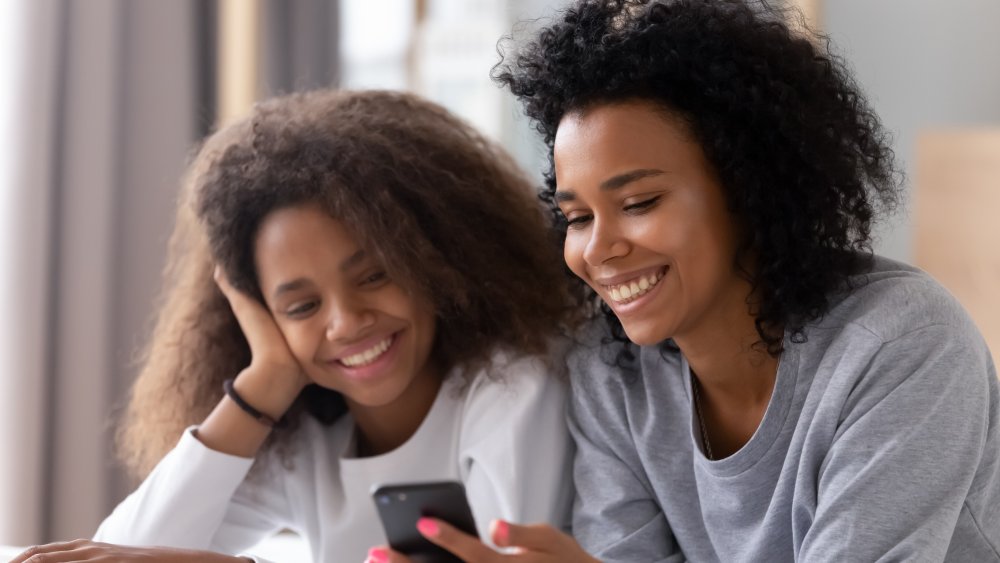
[93,427,290,555]
[456,352,574,543]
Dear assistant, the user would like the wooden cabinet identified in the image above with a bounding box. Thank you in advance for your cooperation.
[915,131,1000,365]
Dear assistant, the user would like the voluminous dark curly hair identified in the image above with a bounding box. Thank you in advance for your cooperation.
[494,0,902,358]
[117,89,576,479]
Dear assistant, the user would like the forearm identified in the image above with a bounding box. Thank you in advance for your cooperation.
[10,541,260,563]
[196,365,303,458]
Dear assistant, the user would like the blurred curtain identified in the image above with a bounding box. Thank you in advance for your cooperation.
[0,0,204,545]
[261,0,341,95]
[0,0,200,544]
[0,0,339,547]
[0,0,61,548]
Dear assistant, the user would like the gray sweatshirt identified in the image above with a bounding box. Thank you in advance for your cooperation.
[568,256,999,562]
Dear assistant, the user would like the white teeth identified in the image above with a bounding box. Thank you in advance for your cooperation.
[605,270,664,305]
[340,337,392,367]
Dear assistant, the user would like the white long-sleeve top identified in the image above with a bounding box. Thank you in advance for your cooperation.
[94,350,573,562]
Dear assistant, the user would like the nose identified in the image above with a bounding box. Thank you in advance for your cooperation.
[581,216,629,266]
[324,298,376,342]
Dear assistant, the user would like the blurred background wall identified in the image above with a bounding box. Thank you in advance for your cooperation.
[0,0,996,549]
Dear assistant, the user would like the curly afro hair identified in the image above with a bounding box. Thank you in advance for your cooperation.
[118,89,577,479]
[494,0,902,358]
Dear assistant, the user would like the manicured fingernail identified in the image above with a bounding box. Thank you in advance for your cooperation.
[368,547,388,563]
[491,519,510,545]
[417,517,439,537]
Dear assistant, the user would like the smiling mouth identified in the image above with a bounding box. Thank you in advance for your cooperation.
[338,335,394,367]
[604,267,667,305]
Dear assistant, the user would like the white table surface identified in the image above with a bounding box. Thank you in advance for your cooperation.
[1,544,25,560]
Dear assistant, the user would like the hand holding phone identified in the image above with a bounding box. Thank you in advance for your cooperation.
[371,481,479,563]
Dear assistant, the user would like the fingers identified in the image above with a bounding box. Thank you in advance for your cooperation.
[214,266,262,312]
[416,517,502,562]
[214,265,280,342]
[213,265,236,299]
[213,266,293,366]
[367,545,412,563]
[491,520,568,551]
[372,520,587,563]
[491,520,599,562]
[10,539,91,562]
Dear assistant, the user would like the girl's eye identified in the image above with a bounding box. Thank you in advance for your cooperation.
[361,271,388,286]
[286,301,318,318]
[623,196,661,214]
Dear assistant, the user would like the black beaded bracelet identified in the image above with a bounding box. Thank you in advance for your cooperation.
[222,378,287,428]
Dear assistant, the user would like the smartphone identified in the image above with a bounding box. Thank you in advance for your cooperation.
[371,480,479,563]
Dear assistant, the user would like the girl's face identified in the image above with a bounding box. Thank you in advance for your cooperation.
[254,203,438,410]
[553,100,751,347]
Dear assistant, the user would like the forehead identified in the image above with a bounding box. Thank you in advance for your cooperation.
[254,204,365,282]
[553,101,705,187]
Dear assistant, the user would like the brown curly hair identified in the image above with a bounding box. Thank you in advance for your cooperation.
[117,89,576,480]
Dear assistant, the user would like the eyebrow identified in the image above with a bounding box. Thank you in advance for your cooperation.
[554,168,666,202]
[339,249,366,273]
[271,249,367,299]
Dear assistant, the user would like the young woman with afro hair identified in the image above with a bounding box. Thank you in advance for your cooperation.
[14,90,579,562]
[389,1,1000,562]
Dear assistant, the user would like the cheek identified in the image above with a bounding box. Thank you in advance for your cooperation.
[562,232,588,278]
[277,323,317,362]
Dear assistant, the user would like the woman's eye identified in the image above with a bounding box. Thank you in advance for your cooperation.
[623,196,661,214]
[565,214,593,229]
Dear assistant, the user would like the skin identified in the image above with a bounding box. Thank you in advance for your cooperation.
[383,100,780,561]
[253,204,441,456]
[369,518,598,563]
[18,204,442,562]
[8,541,251,563]
[554,101,778,458]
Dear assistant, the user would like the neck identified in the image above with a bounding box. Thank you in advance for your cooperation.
[674,278,779,401]
[680,326,779,406]
[676,291,781,459]
[347,362,443,457]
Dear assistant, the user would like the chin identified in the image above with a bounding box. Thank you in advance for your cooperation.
[620,322,672,347]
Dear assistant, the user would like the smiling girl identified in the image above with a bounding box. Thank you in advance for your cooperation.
[14,89,576,563]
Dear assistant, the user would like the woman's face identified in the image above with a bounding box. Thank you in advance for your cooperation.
[254,203,438,410]
[553,100,751,347]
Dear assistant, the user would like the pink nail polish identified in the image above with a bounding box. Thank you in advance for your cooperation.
[368,547,388,563]
[417,517,439,537]
[492,519,510,545]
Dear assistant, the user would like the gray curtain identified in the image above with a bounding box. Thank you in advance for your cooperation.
[0,0,339,546]
[262,0,341,95]
[0,0,203,544]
